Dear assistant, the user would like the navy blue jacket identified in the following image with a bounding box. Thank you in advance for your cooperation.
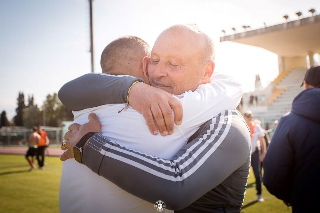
[263,88,320,213]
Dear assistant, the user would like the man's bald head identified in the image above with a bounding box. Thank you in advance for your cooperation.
[100,36,150,80]
[159,24,215,64]
[147,24,215,95]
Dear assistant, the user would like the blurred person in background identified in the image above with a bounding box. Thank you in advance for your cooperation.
[254,119,267,173]
[269,120,278,140]
[264,123,271,148]
[263,65,320,213]
[249,94,254,106]
[244,111,266,202]
[25,126,40,171]
[36,126,49,170]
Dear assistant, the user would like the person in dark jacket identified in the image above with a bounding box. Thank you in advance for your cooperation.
[263,65,320,213]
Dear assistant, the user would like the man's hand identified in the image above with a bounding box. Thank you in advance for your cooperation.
[259,137,267,162]
[260,152,266,162]
[60,113,102,161]
[128,82,183,136]
[60,149,74,161]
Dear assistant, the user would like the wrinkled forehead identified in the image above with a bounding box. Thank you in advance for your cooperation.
[152,29,204,60]
[155,28,204,47]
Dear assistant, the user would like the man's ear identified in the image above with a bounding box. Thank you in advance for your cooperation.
[142,56,150,78]
[201,61,215,84]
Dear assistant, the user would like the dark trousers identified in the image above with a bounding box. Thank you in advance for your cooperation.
[37,146,46,167]
[251,150,262,195]
[25,147,38,167]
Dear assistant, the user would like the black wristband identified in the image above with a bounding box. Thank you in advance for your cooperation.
[74,132,97,164]
[75,132,97,148]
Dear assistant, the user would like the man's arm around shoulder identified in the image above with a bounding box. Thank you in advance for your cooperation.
[58,73,144,110]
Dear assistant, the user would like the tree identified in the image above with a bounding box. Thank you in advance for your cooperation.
[42,93,72,127]
[28,95,35,107]
[23,105,41,128]
[14,92,25,126]
[58,105,73,122]
[23,94,42,128]
[0,111,10,127]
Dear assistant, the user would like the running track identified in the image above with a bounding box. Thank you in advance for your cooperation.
[0,147,63,157]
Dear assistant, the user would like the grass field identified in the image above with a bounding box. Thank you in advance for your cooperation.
[0,155,61,213]
[0,154,291,213]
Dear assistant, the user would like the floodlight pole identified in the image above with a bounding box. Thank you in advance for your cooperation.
[89,0,94,73]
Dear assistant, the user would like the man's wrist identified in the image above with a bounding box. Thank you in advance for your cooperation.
[127,81,142,105]
[73,132,96,163]
[83,138,91,148]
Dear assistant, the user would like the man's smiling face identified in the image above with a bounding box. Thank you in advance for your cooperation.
[146,27,212,95]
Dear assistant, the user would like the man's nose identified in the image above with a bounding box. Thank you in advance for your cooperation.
[154,61,168,78]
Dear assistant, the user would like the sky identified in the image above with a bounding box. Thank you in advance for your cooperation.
[1,0,319,120]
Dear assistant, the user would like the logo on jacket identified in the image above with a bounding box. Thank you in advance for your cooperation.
[154,200,166,212]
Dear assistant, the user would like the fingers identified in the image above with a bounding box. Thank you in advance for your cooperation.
[60,152,66,161]
[158,102,174,135]
[169,97,183,126]
[63,131,77,150]
[142,109,159,135]
[87,113,101,133]
[63,114,100,152]
[126,84,183,136]
[60,149,74,161]
[64,131,72,140]
[68,123,80,131]
[151,104,168,136]
[88,113,99,122]
[60,151,68,161]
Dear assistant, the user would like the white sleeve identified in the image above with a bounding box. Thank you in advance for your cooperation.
[179,72,243,131]
[255,124,265,138]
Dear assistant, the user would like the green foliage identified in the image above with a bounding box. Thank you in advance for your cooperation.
[1,110,10,127]
[23,106,42,128]
[43,93,73,127]
[43,93,61,126]
[13,92,73,128]
[27,95,35,107]
[14,92,25,126]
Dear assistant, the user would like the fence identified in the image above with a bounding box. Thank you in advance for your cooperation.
[0,126,63,146]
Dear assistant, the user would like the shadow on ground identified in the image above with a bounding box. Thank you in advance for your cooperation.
[246,182,255,188]
[242,200,258,209]
[0,170,30,176]
[0,164,28,169]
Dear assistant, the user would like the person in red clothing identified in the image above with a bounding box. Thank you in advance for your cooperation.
[244,110,267,202]
[36,126,50,169]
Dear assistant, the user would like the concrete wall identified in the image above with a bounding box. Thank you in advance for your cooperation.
[278,56,307,72]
